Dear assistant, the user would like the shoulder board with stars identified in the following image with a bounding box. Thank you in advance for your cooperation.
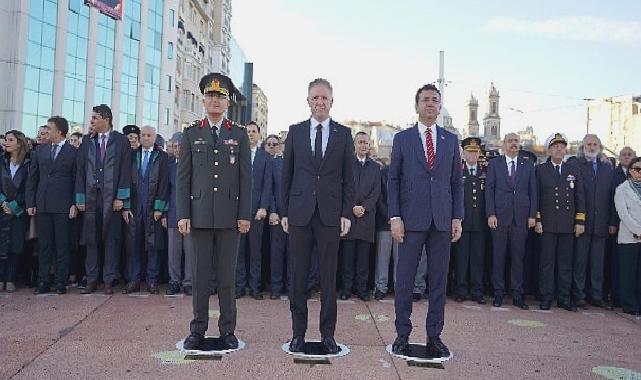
[186,120,200,129]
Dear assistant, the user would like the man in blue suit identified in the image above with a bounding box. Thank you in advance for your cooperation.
[485,133,537,309]
[236,121,272,299]
[388,83,463,357]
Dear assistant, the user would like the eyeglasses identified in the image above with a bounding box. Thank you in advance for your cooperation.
[630,167,641,172]
[266,142,280,147]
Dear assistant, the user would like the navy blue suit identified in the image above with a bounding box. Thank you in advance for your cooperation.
[269,155,289,295]
[236,147,272,294]
[485,155,537,299]
[388,124,463,338]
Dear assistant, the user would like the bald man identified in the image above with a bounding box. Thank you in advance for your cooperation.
[122,125,169,294]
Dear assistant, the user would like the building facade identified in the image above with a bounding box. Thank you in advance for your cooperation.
[483,82,501,146]
[0,0,179,139]
[467,93,480,137]
[251,84,268,141]
[517,125,537,149]
[343,120,402,161]
[587,95,641,156]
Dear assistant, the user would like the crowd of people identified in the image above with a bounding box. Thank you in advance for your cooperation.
[0,106,640,318]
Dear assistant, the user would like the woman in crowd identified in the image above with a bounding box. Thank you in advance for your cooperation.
[0,130,31,292]
[614,156,641,315]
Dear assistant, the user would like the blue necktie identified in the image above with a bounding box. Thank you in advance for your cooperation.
[141,151,149,177]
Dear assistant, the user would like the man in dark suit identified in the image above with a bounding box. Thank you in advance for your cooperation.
[485,133,537,309]
[265,135,288,299]
[75,104,132,294]
[573,134,615,308]
[121,126,169,294]
[535,133,586,311]
[27,116,78,294]
[388,83,463,357]
[177,73,251,350]
[281,78,355,354]
[340,131,381,302]
[453,137,487,304]
[236,122,272,300]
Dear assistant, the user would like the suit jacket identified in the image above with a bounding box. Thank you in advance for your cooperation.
[576,157,615,236]
[387,124,463,232]
[176,118,251,229]
[27,141,77,213]
[167,158,178,227]
[461,164,486,232]
[485,155,537,227]
[269,155,284,215]
[344,156,381,242]
[535,161,586,234]
[282,119,355,227]
[250,147,272,215]
[0,155,30,254]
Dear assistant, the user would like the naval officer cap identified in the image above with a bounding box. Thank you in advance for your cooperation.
[122,124,140,136]
[199,72,234,97]
[545,133,568,148]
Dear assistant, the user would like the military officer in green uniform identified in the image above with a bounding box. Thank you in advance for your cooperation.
[535,133,586,311]
[177,73,252,350]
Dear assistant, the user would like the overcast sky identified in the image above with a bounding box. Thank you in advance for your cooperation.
[232,0,641,142]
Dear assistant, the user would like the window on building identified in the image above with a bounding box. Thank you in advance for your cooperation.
[167,42,174,59]
[165,108,170,125]
[169,9,175,26]
[167,75,172,92]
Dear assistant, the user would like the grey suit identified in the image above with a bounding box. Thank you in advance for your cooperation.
[176,118,251,336]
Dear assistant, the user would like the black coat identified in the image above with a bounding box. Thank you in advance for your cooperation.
[375,165,390,231]
[344,157,381,243]
[536,161,586,234]
[26,141,77,213]
[282,119,355,227]
[0,155,30,255]
[611,165,629,226]
[575,157,615,236]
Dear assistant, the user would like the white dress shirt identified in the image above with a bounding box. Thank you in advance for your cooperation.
[505,155,518,176]
[207,117,224,136]
[51,139,66,159]
[467,164,478,176]
[251,146,257,165]
[417,121,437,157]
[310,117,330,156]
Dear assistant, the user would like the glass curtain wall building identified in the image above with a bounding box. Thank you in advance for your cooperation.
[0,0,177,139]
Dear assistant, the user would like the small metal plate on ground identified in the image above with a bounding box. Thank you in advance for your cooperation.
[176,336,245,360]
[386,343,452,368]
[282,340,350,364]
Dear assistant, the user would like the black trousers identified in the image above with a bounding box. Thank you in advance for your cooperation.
[341,239,371,296]
[454,230,485,298]
[37,213,71,287]
[491,223,528,297]
[573,233,606,302]
[270,224,289,295]
[539,232,574,303]
[236,219,264,293]
[289,210,340,338]
[617,243,641,313]
[189,228,239,336]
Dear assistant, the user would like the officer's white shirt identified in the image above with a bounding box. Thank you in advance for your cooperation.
[310,117,330,156]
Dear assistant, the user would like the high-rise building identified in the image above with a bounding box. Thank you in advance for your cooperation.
[483,82,501,146]
[587,95,641,156]
[0,0,178,139]
[251,84,268,141]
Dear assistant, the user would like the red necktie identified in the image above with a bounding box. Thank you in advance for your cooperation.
[425,128,435,170]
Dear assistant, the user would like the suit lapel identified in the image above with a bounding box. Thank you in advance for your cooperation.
[499,156,511,188]
[411,125,429,173]
[321,120,339,167]
[303,120,314,165]
[434,126,447,171]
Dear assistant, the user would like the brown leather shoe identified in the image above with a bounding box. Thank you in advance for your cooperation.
[80,282,96,294]
[147,282,159,294]
[122,282,140,294]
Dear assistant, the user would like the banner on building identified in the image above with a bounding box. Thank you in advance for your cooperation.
[85,0,123,20]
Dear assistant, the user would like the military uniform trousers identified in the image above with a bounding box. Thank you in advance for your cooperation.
[189,228,240,336]
[539,232,574,303]
[454,230,485,298]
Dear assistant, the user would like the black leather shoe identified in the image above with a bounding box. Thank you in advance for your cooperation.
[428,336,450,358]
[359,292,371,302]
[103,284,114,295]
[165,281,181,295]
[590,299,605,308]
[235,288,246,299]
[575,299,587,308]
[339,292,350,300]
[540,301,552,310]
[122,281,140,294]
[183,286,192,296]
[513,296,529,310]
[558,300,577,312]
[33,283,50,294]
[289,336,305,352]
[250,291,264,300]
[472,295,486,305]
[493,295,503,307]
[183,332,204,350]
[221,332,239,349]
[412,292,423,302]
[147,282,160,295]
[56,286,67,295]
[80,282,96,294]
[321,336,339,354]
[392,335,409,355]
[270,294,280,300]
[374,290,385,301]
[454,295,465,303]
